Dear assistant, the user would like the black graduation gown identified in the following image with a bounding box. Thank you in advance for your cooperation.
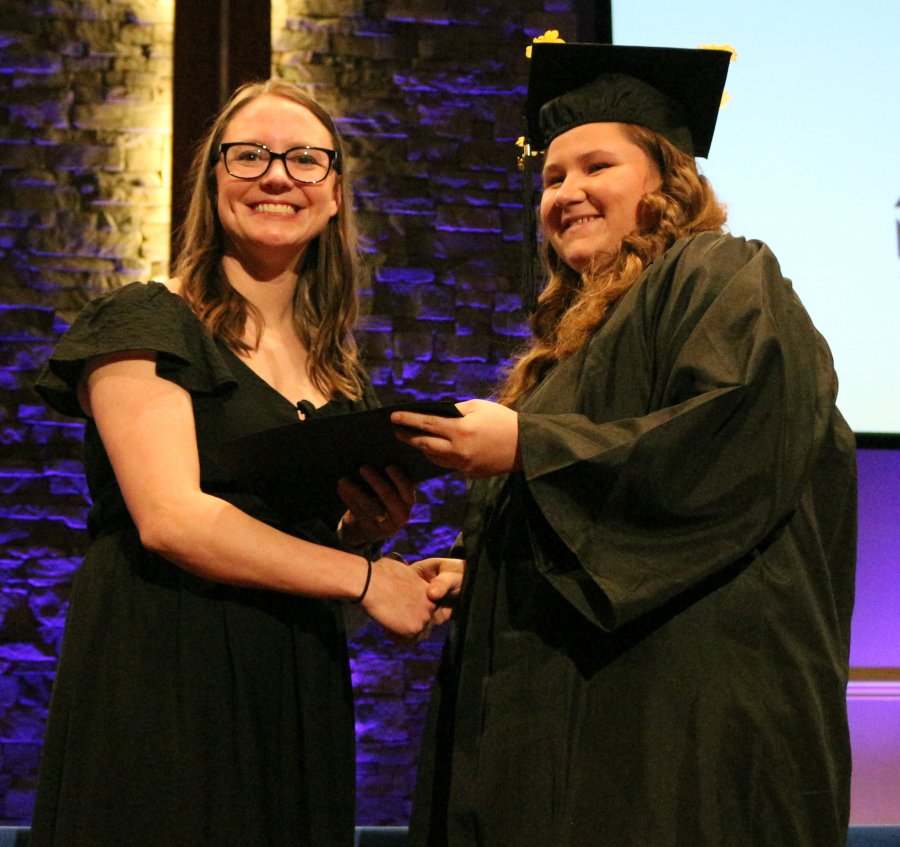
[409,232,857,847]
[32,282,371,847]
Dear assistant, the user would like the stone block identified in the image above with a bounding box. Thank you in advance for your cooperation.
[433,332,489,363]
[435,203,502,234]
[72,101,169,132]
[283,0,364,15]
[0,142,44,171]
[459,139,510,172]
[273,28,332,53]
[391,330,433,362]
[332,31,417,62]
[2,786,36,823]
[431,229,502,261]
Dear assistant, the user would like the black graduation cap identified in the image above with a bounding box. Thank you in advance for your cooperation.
[524,43,732,158]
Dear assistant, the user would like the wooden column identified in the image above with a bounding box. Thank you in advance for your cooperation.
[170,0,272,261]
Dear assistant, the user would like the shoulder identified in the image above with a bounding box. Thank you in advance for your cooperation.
[35,281,235,417]
[657,232,780,282]
[83,279,190,318]
[639,232,789,312]
[70,280,209,347]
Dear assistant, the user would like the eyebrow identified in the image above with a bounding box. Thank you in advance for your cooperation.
[543,147,619,174]
[228,140,327,149]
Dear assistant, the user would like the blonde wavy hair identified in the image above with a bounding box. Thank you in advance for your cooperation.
[498,123,728,405]
[172,79,367,400]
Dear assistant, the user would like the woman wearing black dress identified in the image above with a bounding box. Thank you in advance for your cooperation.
[32,79,435,846]
[398,42,857,847]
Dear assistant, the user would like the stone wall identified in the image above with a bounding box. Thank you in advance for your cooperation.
[0,0,173,823]
[0,0,577,825]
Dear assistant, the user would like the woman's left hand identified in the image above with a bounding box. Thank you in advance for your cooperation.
[391,399,520,479]
[411,557,465,630]
[337,465,416,548]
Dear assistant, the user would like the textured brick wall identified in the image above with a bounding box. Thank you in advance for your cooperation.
[0,0,173,823]
[0,0,577,825]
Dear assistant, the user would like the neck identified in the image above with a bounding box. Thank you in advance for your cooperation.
[221,253,300,330]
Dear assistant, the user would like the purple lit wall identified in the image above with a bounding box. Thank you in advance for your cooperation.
[847,448,900,824]
[850,449,900,668]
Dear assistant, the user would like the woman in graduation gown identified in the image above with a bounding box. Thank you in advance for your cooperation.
[396,43,857,847]
[32,80,436,847]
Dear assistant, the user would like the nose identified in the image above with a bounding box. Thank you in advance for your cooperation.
[553,173,587,207]
[260,156,294,187]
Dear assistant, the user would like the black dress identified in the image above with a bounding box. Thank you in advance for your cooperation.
[409,233,857,847]
[32,281,370,847]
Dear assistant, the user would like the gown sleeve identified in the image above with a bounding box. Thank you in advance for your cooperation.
[516,233,840,631]
[34,281,238,418]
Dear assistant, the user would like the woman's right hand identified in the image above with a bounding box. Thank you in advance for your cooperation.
[361,555,436,641]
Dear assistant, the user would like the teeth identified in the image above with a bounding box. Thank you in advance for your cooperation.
[567,216,595,228]
[254,203,296,215]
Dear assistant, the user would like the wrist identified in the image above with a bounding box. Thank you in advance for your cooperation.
[348,554,373,605]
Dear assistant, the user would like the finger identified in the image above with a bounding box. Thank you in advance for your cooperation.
[391,411,454,437]
[358,470,412,535]
[383,465,417,508]
[416,621,435,642]
[430,607,454,628]
[411,558,442,581]
[390,410,426,430]
[427,577,460,604]
[337,476,369,511]
[454,399,481,415]
[392,431,465,470]
[359,466,405,514]
[338,476,393,533]
[337,476,378,517]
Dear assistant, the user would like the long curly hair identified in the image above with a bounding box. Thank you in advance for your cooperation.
[498,123,728,406]
[172,79,367,400]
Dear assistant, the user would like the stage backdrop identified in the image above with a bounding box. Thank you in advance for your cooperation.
[614,0,900,436]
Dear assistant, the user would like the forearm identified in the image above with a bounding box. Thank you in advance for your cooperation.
[137,490,437,639]
[136,488,370,601]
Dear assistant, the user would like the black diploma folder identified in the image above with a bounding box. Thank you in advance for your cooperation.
[212,400,462,513]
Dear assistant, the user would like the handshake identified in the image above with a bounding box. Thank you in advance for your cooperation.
[357,556,465,642]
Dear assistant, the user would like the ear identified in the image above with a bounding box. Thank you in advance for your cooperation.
[329,181,342,219]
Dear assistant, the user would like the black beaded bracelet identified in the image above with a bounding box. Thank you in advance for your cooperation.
[350,555,373,605]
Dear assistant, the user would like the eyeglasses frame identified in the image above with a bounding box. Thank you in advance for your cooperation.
[218,142,341,184]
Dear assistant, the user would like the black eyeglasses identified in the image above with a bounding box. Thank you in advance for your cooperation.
[218,142,340,184]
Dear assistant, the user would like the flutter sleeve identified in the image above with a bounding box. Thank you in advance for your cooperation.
[516,233,839,631]
[34,281,237,418]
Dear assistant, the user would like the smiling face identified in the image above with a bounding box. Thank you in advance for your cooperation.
[539,122,661,274]
[215,94,341,270]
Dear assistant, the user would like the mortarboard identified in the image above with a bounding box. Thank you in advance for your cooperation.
[517,41,733,311]
[524,42,732,158]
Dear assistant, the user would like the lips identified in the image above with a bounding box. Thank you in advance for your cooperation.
[562,214,600,231]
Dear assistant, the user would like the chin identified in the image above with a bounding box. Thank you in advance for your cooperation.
[560,251,593,274]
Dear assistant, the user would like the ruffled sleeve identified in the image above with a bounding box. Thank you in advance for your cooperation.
[34,281,238,418]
